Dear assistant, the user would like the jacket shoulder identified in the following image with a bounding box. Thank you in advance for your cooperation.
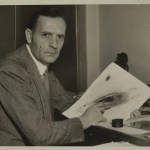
[0,45,28,76]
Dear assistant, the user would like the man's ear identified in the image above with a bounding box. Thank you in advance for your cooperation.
[25,28,32,44]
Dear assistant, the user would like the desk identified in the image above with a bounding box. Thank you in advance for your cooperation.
[55,109,150,146]
[94,120,150,146]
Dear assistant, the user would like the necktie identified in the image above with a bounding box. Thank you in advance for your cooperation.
[42,69,50,95]
[42,69,54,120]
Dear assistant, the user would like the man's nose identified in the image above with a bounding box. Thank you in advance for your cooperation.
[49,36,58,49]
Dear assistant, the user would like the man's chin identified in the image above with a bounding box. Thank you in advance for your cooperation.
[47,59,57,64]
[41,59,56,66]
[42,56,59,65]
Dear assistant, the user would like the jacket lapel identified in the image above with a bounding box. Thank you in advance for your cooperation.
[19,45,53,121]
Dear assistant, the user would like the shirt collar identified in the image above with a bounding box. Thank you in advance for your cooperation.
[26,44,47,76]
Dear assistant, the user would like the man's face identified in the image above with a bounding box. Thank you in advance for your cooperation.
[26,16,66,66]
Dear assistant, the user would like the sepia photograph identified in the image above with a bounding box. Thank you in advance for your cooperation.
[0,0,149,149]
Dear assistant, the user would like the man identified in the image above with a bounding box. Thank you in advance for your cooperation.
[0,7,106,146]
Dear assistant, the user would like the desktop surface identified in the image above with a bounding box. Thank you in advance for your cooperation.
[94,116,150,146]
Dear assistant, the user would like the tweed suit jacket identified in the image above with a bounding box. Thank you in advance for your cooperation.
[0,45,84,146]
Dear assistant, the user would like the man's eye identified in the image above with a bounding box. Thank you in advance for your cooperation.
[43,33,51,37]
[57,35,64,40]
[44,34,48,37]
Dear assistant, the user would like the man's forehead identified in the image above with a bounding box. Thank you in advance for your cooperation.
[38,16,66,27]
[35,16,66,33]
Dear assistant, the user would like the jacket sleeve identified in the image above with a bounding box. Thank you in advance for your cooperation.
[0,67,84,146]
[50,71,78,112]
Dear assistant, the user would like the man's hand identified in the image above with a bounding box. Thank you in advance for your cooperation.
[130,109,141,119]
[79,104,106,129]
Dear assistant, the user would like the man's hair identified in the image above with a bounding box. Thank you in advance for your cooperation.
[27,7,66,30]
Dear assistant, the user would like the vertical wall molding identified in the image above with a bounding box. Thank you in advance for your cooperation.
[77,5,100,90]
[86,5,101,87]
[76,5,87,91]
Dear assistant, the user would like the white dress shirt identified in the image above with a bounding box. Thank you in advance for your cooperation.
[26,44,47,76]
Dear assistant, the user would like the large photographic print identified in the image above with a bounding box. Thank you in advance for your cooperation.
[63,63,150,121]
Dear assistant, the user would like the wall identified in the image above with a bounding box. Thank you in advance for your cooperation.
[99,5,150,84]
[0,6,15,58]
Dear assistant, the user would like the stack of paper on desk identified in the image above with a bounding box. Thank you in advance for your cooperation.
[95,141,136,146]
[63,63,150,121]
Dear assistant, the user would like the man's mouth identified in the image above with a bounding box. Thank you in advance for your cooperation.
[46,52,57,55]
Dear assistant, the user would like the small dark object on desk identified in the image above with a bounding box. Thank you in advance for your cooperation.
[112,119,123,128]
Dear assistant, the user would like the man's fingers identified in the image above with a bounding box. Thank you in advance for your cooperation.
[130,113,134,119]
[130,109,141,119]
[94,102,110,114]
[134,109,141,116]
